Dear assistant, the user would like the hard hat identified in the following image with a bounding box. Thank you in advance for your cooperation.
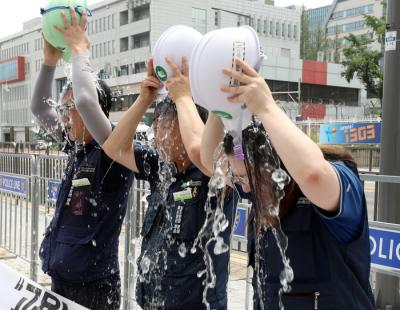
[189,26,264,134]
[152,25,203,87]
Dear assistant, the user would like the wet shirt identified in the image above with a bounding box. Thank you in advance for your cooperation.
[134,143,237,309]
[239,161,365,243]
[40,140,134,285]
[244,161,375,309]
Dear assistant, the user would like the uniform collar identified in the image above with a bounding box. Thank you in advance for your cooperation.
[75,139,98,156]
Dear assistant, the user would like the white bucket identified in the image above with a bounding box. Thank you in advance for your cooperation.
[152,25,203,88]
[189,26,263,133]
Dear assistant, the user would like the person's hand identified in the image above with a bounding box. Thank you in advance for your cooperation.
[53,6,89,55]
[138,58,163,104]
[221,57,275,117]
[165,57,192,104]
[43,34,62,66]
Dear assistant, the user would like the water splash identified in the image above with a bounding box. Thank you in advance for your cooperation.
[190,143,233,310]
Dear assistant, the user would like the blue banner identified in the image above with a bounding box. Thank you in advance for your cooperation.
[0,175,27,197]
[48,181,61,202]
[320,122,381,144]
[233,206,248,238]
[370,226,400,272]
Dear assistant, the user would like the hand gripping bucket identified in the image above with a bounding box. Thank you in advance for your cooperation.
[41,0,91,62]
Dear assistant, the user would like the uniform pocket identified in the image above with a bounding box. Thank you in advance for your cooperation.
[51,227,96,277]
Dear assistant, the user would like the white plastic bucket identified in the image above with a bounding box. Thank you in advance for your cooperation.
[152,25,203,87]
[189,26,263,133]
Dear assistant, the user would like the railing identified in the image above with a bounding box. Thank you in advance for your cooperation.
[1,152,400,309]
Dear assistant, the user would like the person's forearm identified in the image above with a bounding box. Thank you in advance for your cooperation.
[72,54,112,145]
[103,96,150,164]
[200,114,225,173]
[30,65,63,142]
[257,104,339,210]
[175,96,210,174]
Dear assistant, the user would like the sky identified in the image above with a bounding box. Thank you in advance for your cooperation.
[0,0,334,39]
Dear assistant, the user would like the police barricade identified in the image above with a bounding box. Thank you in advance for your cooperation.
[3,152,399,310]
[369,221,400,276]
[0,154,39,282]
[0,260,88,310]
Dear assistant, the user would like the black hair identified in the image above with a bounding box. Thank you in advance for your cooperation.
[153,96,208,123]
[63,79,113,118]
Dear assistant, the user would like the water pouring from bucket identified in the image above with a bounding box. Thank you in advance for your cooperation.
[189,26,264,153]
[41,0,92,62]
[152,25,203,95]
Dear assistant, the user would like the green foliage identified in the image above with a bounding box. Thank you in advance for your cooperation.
[341,1,386,100]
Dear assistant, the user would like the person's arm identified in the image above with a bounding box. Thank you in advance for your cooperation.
[30,39,63,142]
[165,57,211,176]
[221,58,340,213]
[102,58,162,172]
[55,7,112,145]
[200,113,225,174]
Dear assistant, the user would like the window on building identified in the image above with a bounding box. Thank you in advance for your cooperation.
[120,65,129,76]
[214,10,221,27]
[270,21,273,36]
[133,32,150,49]
[133,4,150,22]
[264,19,268,34]
[282,23,286,37]
[134,61,146,73]
[103,42,107,56]
[276,22,280,36]
[257,18,261,33]
[294,24,298,39]
[120,37,129,52]
[281,48,290,57]
[120,10,129,26]
[192,7,207,34]
[288,24,292,38]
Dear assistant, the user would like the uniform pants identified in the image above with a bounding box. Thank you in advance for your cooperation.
[51,280,120,310]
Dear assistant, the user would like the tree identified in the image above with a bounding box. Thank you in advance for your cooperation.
[300,7,329,61]
[341,1,386,102]
[300,6,312,60]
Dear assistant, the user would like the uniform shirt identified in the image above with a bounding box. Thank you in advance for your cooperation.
[134,143,237,309]
[40,140,133,284]
[243,161,375,309]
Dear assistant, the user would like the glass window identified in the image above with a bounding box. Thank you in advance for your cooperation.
[192,8,207,34]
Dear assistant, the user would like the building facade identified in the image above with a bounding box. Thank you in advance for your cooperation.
[0,0,363,142]
[324,0,384,62]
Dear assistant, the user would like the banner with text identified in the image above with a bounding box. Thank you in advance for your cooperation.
[0,261,88,310]
[320,122,381,144]
[0,174,27,197]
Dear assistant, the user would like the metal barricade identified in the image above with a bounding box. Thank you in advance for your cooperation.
[3,151,399,309]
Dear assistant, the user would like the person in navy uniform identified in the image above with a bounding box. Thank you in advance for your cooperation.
[103,56,237,309]
[200,57,376,310]
[31,8,133,309]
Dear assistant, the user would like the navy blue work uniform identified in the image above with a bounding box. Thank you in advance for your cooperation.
[134,143,238,310]
[246,161,375,309]
[39,140,133,309]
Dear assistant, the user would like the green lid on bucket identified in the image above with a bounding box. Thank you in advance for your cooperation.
[41,0,91,62]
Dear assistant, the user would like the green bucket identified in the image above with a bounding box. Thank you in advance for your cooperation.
[41,0,91,62]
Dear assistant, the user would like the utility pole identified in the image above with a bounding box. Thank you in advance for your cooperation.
[375,0,400,308]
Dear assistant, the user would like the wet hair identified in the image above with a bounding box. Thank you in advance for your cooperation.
[153,96,208,123]
[63,79,113,118]
[223,122,358,232]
